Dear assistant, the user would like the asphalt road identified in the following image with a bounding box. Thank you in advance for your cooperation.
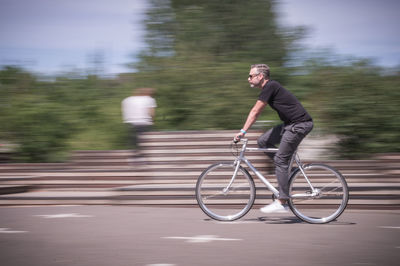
[0,205,399,266]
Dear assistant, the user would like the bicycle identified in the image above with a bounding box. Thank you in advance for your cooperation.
[195,138,349,224]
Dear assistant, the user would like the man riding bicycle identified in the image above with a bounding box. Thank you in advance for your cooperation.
[235,64,313,213]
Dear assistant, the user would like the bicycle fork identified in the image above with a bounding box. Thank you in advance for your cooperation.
[222,159,242,194]
[223,141,248,194]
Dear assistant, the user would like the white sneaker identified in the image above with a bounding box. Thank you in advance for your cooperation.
[260,200,289,213]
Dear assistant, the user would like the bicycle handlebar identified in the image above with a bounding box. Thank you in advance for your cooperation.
[233,137,248,144]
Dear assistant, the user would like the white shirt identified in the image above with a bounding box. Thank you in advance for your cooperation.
[122,96,157,125]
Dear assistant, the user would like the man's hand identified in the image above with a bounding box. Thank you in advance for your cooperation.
[234,130,246,143]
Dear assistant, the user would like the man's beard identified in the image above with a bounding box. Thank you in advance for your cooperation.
[250,80,261,88]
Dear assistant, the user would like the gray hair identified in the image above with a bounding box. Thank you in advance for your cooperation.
[251,64,270,78]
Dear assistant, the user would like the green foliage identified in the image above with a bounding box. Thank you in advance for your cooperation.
[287,61,400,158]
[9,102,74,162]
[0,67,128,162]
[135,0,302,130]
[0,68,71,161]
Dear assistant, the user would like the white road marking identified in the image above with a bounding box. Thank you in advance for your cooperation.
[378,226,400,229]
[35,213,93,219]
[0,228,27,234]
[146,264,176,266]
[162,235,242,243]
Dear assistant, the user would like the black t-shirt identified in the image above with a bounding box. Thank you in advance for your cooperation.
[258,80,312,124]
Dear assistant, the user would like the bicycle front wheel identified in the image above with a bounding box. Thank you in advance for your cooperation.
[288,164,349,224]
[196,163,256,221]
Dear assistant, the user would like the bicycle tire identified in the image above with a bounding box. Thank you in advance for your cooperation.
[288,163,349,224]
[196,163,256,221]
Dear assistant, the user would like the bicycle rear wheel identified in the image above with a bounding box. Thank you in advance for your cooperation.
[196,163,256,221]
[288,164,349,224]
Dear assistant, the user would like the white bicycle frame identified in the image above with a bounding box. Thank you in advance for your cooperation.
[227,139,319,199]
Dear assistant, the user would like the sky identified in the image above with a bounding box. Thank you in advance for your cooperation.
[0,0,148,75]
[0,0,399,76]
[278,0,400,67]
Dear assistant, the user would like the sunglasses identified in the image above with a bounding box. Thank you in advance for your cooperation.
[248,73,260,79]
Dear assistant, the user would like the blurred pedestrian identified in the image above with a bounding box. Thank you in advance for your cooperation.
[122,88,157,162]
[235,64,313,213]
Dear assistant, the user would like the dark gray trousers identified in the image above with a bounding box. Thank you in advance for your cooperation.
[257,121,314,200]
[127,124,151,151]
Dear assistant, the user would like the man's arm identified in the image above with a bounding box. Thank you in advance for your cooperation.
[235,100,267,140]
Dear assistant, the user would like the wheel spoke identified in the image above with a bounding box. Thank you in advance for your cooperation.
[196,163,255,221]
[289,164,348,224]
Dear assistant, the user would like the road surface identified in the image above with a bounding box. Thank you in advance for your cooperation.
[0,206,399,266]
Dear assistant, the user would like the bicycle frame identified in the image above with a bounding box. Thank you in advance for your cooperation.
[227,139,318,199]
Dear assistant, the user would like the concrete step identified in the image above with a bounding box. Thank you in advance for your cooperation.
[0,130,399,208]
[0,181,398,207]
[0,185,34,195]
[0,190,398,208]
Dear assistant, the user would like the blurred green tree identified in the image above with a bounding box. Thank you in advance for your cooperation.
[133,0,305,130]
[288,60,400,158]
[0,67,75,162]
